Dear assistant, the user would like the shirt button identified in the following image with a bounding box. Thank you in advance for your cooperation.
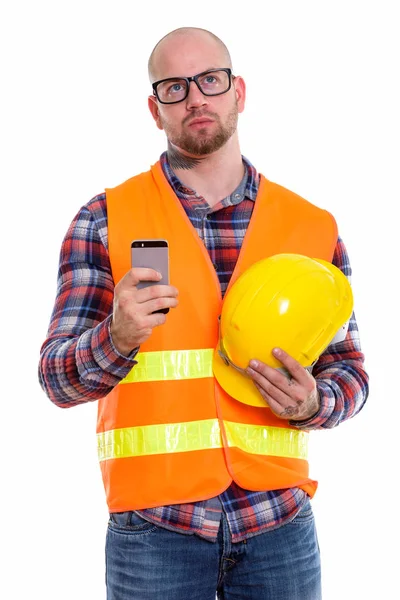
[234,193,241,200]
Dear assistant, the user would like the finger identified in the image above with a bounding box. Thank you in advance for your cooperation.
[247,366,292,407]
[142,296,179,315]
[272,348,310,383]
[136,284,179,303]
[144,311,168,329]
[247,360,295,396]
[253,383,298,419]
[128,267,163,287]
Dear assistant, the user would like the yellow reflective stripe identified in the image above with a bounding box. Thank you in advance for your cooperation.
[97,419,308,461]
[120,349,214,383]
[224,421,309,460]
[97,419,221,461]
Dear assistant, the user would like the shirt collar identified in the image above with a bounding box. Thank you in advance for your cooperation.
[159,151,259,203]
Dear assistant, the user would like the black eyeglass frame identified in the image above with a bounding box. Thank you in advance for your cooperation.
[152,68,234,105]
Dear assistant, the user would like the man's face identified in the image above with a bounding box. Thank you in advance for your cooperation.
[148,34,245,156]
[158,95,239,156]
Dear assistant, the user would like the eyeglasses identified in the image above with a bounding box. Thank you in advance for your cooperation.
[152,68,234,105]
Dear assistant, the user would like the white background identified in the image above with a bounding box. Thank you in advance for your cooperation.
[1,1,399,598]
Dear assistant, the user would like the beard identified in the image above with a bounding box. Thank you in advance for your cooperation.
[160,104,239,156]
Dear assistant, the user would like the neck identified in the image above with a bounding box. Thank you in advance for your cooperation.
[167,135,245,207]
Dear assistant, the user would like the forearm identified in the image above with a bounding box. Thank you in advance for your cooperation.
[39,315,138,408]
[289,235,369,430]
[290,318,369,430]
[38,197,140,408]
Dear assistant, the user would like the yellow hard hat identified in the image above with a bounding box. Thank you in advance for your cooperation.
[213,253,353,407]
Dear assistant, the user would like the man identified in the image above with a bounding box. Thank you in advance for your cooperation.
[39,27,369,600]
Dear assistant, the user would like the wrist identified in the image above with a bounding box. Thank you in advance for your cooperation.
[290,390,321,422]
[109,321,138,357]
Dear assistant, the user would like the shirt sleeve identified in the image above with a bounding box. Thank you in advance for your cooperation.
[38,194,138,408]
[290,236,369,430]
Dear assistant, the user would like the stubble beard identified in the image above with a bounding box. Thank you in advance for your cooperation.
[161,104,239,156]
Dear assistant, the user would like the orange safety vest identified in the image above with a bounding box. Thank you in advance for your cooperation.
[98,161,338,513]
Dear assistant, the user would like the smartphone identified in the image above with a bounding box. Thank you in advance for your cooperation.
[131,239,170,314]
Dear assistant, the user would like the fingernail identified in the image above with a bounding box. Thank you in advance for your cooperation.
[272,348,281,356]
[249,360,258,368]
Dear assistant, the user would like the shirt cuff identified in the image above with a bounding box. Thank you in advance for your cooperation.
[77,316,139,384]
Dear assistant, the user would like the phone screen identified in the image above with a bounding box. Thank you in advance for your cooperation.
[131,241,169,315]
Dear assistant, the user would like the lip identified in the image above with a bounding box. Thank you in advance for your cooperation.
[188,118,214,127]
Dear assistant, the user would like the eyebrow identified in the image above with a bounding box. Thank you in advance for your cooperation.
[155,67,223,81]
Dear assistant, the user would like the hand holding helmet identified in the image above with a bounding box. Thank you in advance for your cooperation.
[246,347,320,421]
[213,253,353,411]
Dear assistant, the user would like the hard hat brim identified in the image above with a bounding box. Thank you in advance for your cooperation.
[212,348,269,408]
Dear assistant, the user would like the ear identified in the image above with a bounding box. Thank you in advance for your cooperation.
[233,76,246,114]
[148,95,164,130]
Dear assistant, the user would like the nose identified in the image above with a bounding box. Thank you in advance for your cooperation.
[185,80,208,109]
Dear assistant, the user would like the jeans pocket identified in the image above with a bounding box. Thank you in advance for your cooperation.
[291,498,315,524]
[108,511,158,534]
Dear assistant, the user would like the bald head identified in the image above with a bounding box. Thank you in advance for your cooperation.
[148,27,232,83]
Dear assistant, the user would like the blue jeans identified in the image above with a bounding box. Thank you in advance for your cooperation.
[106,497,321,600]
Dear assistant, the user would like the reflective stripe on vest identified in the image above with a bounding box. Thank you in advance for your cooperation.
[121,349,214,383]
[97,419,309,462]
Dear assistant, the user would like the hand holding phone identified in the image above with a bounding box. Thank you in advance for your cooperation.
[110,239,177,356]
[131,239,170,313]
